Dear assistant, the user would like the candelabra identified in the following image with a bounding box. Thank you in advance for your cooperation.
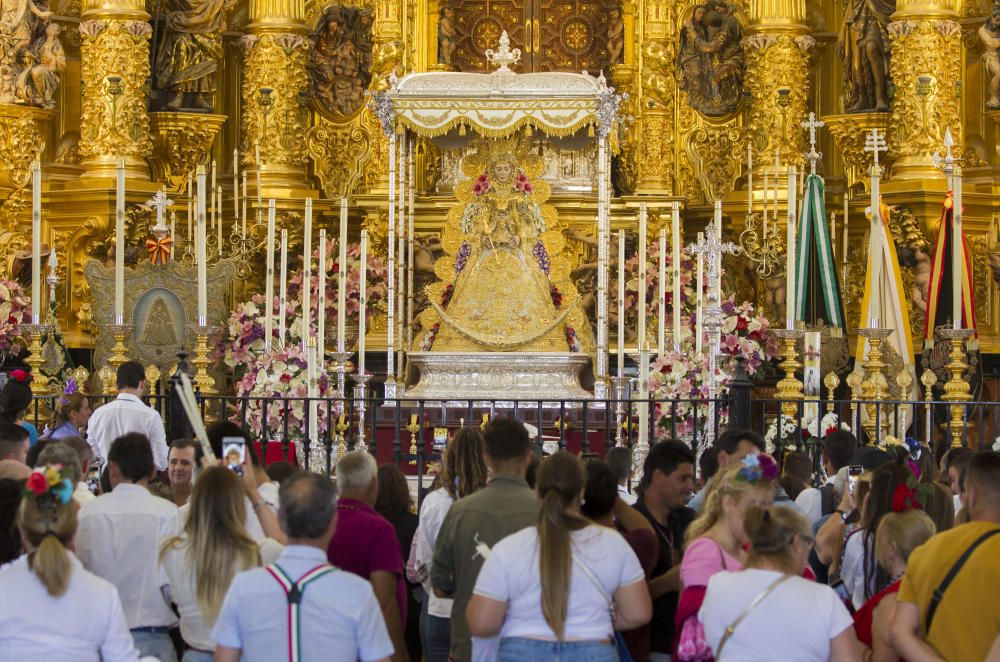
[920,368,937,446]
[772,328,805,419]
[407,415,421,466]
[857,327,893,444]
[329,350,353,398]
[188,325,218,395]
[102,324,130,395]
[22,324,51,395]
[611,375,629,447]
[353,374,373,452]
[937,327,974,448]
[738,212,786,278]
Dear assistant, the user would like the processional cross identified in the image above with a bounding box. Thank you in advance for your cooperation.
[864,128,887,176]
[147,189,174,236]
[801,112,824,175]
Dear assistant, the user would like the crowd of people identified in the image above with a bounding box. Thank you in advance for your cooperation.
[0,361,998,661]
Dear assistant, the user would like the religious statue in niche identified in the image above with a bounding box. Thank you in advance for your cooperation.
[838,0,893,112]
[309,4,373,118]
[0,0,63,108]
[438,6,456,65]
[152,0,233,111]
[607,8,624,64]
[676,1,744,117]
[981,3,1000,110]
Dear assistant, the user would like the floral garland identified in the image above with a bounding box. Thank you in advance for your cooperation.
[25,464,74,504]
[0,278,32,354]
[764,411,850,454]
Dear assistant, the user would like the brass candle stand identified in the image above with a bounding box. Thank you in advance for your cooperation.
[329,350,353,398]
[937,327,974,448]
[335,414,349,464]
[407,415,420,466]
[857,327,893,444]
[22,324,51,395]
[823,371,840,415]
[187,325,218,395]
[920,368,937,446]
[101,324,131,395]
[610,375,629,447]
[353,374,373,452]
[772,328,805,419]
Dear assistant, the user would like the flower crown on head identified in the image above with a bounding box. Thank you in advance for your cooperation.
[735,453,779,483]
[24,464,74,505]
[891,476,932,513]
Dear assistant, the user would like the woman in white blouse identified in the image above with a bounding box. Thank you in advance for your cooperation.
[160,465,283,662]
[699,506,860,662]
[0,464,143,661]
[466,451,651,661]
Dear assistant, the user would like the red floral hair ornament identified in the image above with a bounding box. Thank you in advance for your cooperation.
[9,369,29,383]
[891,481,924,513]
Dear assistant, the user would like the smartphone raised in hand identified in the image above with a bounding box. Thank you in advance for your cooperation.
[847,464,864,496]
[221,437,247,477]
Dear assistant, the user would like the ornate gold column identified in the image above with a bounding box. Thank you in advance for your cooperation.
[634,1,674,195]
[744,0,814,173]
[240,0,311,191]
[887,0,961,181]
[78,0,152,180]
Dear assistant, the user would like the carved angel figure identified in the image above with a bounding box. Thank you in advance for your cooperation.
[438,6,456,64]
[981,4,1000,110]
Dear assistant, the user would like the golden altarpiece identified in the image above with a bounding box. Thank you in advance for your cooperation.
[2,0,1000,385]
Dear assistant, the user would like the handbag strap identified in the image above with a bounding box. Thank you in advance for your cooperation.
[925,528,1000,634]
[572,552,612,606]
[715,574,792,659]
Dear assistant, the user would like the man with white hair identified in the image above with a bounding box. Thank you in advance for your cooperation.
[327,451,409,662]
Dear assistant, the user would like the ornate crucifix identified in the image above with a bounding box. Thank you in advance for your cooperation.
[801,112,824,175]
[147,188,174,235]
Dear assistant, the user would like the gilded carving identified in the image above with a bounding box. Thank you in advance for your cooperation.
[839,0,893,112]
[0,0,56,105]
[676,1,745,117]
[823,112,893,190]
[744,32,810,164]
[982,4,1000,110]
[306,120,371,199]
[0,104,50,229]
[686,123,743,201]
[309,3,373,118]
[78,19,152,161]
[14,23,65,109]
[148,111,226,191]
[151,0,233,111]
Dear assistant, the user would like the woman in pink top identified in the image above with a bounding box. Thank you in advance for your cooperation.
[675,454,778,661]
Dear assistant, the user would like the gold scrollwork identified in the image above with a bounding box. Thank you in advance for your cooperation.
[148,112,227,192]
[306,120,372,200]
[686,124,744,202]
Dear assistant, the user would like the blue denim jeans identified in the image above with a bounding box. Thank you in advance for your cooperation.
[131,629,177,662]
[497,637,618,662]
[418,595,451,662]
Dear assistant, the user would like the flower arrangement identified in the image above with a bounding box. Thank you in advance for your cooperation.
[735,454,779,483]
[514,172,534,194]
[0,278,32,355]
[472,174,491,196]
[764,411,851,454]
[648,349,728,442]
[24,464,74,504]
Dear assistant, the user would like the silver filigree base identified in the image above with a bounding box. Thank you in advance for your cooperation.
[404,352,592,402]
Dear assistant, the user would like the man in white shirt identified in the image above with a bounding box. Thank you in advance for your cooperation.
[212,472,393,662]
[76,432,179,662]
[167,439,200,506]
[87,361,168,471]
[606,446,637,505]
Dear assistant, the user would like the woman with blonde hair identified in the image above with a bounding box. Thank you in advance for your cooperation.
[44,391,92,441]
[676,454,778,659]
[853,508,936,662]
[467,451,651,660]
[0,464,142,660]
[700,506,859,661]
[159,465,283,661]
[412,426,489,661]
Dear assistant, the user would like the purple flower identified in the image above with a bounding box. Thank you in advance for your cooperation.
[455,242,471,275]
[532,241,550,274]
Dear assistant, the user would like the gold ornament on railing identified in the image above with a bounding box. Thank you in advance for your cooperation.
[407,414,420,466]
[937,327,974,448]
[824,371,840,414]
[772,328,805,418]
[858,327,893,443]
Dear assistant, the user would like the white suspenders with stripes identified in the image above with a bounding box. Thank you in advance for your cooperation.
[266,563,338,662]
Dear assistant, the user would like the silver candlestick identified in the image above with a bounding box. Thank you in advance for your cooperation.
[353,374,373,453]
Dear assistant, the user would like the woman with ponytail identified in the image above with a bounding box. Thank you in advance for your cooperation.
[699,506,859,661]
[0,464,142,660]
[467,451,651,661]
[676,454,778,660]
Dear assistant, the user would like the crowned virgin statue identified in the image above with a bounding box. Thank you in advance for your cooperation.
[418,141,591,354]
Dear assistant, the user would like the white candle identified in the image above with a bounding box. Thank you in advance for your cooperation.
[671,202,681,350]
[952,170,963,329]
[302,198,313,351]
[772,149,780,224]
[658,228,666,356]
[278,229,288,345]
[254,140,262,205]
[31,161,41,324]
[196,166,207,326]
[713,200,722,295]
[233,148,239,226]
[115,160,125,326]
[264,199,276,351]
[617,229,625,377]
[307,341,318,442]
[842,196,849,270]
[47,241,57,314]
[241,172,247,237]
[210,159,216,229]
[696,232,704,354]
[217,185,223,256]
[638,203,647,351]
[337,198,348,352]
[747,142,753,215]
[186,173,193,245]
[358,230,368,375]
[170,212,176,259]
[318,230,327,359]
[786,165,797,329]
[762,167,769,240]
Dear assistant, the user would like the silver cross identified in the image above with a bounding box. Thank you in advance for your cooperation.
[801,112,824,175]
[147,188,173,232]
[863,128,887,174]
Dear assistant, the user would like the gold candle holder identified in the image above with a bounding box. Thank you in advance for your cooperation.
[920,368,937,446]
[857,327,893,444]
[772,328,805,419]
[100,324,131,396]
[187,325,218,395]
[937,327,974,448]
[407,414,420,466]
[335,414,348,464]
[22,324,51,395]
[824,371,840,415]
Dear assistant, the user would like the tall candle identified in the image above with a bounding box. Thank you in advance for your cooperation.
[762,168,769,240]
[713,200,723,294]
[31,161,41,324]
[233,148,239,226]
[241,172,247,237]
[747,142,753,215]
[186,173,193,246]
[695,232,704,354]
[952,170,963,329]
[47,239,57,314]
[830,212,837,265]
[278,229,288,345]
[318,230,327,358]
[217,185,223,256]
[170,212,176,259]
[254,140,262,205]
[671,202,681,350]
[772,149,780,224]
[358,230,368,375]
[302,198,313,351]
[115,160,125,326]
[210,159,216,228]
[842,196,849,276]
[617,229,625,377]
[337,198,348,352]
[264,199,276,351]
[658,228,666,356]
[786,165,797,329]
[638,203,647,350]
[196,165,207,326]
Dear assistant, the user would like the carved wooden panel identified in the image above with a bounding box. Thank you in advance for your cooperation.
[448,0,531,73]
[532,0,612,73]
